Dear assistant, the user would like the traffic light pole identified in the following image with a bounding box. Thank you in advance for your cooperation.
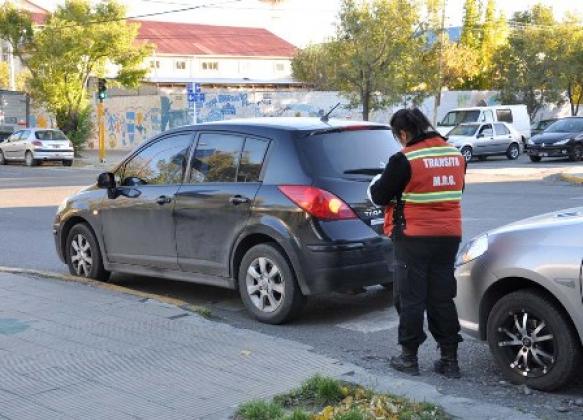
[98,98,105,163]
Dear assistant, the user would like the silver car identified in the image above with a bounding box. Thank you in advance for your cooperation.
[0,128,74,167]
[455,208,583,391]
[447,122,522,162]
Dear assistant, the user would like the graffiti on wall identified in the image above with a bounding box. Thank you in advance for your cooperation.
[87,89,503,150]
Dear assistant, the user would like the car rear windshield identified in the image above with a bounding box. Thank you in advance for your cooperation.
[449,124,479,136]
[35,130,67,141]
[545,118,583,133]
[299,128,400,178]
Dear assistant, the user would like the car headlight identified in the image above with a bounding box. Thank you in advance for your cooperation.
[554,139,571,146]
[57,197,68,214]
[456,235,488,266]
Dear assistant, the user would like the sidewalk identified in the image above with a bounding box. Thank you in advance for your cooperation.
[74,149,129,170]
[0,272,536,420]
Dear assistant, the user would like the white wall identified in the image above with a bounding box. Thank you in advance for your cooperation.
[146,55,292,80]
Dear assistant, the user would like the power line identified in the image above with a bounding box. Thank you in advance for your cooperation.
[43,0,242,30]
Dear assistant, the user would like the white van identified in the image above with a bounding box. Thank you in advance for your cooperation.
[436,105,531,142]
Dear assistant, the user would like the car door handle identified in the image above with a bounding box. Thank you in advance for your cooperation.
[229,195,250,205]
[156,195,173,205]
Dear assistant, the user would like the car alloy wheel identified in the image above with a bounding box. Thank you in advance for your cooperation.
[25,151,36,167]
[66,223,110,281]
[506,143,520,160]
[238,243,305,324]
[460,146,473,162]
[70,233,94,277]
[495,310,556,378]
[569,144,583,162]
[487,290,581,391]
[246,257,285,313]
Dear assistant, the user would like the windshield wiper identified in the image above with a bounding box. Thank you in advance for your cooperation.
[343,168,384,175]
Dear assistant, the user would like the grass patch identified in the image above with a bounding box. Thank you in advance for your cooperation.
[236,375,449,420]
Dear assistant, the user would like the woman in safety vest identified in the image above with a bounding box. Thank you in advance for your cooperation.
[369,108,465,378]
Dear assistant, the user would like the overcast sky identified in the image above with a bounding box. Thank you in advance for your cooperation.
[31,0,583,47]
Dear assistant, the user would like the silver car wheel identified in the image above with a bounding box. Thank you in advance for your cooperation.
[246,257,285,313]
[70,233,93,277]
[25,152,33,166]
[461,147,472,162]
[497,310,556,378]
[509,145,519,159]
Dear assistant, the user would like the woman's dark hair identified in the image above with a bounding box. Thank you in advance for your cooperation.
[389,108,433,138]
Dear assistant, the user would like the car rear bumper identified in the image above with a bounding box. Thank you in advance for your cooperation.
[527,146,570,158]
[298,237,393,295]
[33,150,74,160]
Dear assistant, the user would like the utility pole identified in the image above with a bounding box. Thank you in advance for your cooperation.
[432,0,447,127]
[97,78,107,163]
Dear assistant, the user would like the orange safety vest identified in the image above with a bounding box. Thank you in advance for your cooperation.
[384,137,465,238]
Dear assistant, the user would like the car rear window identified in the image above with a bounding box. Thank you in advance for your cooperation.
[299,128,400,178]
[35,130,67,140]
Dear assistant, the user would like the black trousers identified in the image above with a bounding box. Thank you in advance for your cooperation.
[393,237,463,348]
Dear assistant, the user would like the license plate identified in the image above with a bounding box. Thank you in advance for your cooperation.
[371,218,384,226]
[539,153,548,157]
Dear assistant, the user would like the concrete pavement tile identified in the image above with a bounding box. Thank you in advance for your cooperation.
[0,395,72,420]
[30,381,188,420]
[20,367,90,389]
[0,368,61,397]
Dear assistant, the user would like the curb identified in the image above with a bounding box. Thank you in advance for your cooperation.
[0,265,211,317]
[559,172,583,185]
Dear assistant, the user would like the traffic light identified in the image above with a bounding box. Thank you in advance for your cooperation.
[97,78,107,101]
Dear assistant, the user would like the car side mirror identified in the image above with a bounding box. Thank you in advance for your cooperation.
[97,172,116,189]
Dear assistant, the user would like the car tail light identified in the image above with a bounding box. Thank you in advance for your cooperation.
[32,140,42,147]
[278,185,357,220]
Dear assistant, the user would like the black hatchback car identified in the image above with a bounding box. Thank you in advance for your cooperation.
[527,116,583,162]
[54,118,399,323]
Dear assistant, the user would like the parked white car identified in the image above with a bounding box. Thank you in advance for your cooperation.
[0,128,74,167]
[437,105,531,143]
[446,122,522,162]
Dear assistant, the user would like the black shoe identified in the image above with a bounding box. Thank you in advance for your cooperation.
[434,343,461,379]
[390,346,419,376]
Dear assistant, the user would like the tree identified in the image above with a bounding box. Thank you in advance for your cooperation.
[460,0,481,50]
[0,0,152,152]
[492,5,563,119]
[293,0,424,120]
[0,62,8,88]
[554,14,583,116]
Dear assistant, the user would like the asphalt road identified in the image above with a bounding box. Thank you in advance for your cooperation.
[1,156,583,418]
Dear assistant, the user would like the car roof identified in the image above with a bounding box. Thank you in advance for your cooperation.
[170,117,389,133]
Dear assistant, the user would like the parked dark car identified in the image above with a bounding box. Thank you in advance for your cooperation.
[527,116,583,162]
[53,118,398,323]
[530,118,558,137]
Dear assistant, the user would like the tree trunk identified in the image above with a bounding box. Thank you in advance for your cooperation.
[362,89,370,121]
[568,82,576,116]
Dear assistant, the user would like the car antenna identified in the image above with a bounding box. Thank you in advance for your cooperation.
[320,103,341,123]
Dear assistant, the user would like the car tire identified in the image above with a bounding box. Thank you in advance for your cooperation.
[529,155,542,163]
[63,160,73,167]
[238,243,305,324]
[0,150,5,165]
[486,289,581,391]
[460,146,473,163]
[506,143,520,160]
[25,151,37,167]
[65,223,110,281]
[568,144,583,162]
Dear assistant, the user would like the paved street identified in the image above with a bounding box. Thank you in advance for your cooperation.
[1,155,583,418]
